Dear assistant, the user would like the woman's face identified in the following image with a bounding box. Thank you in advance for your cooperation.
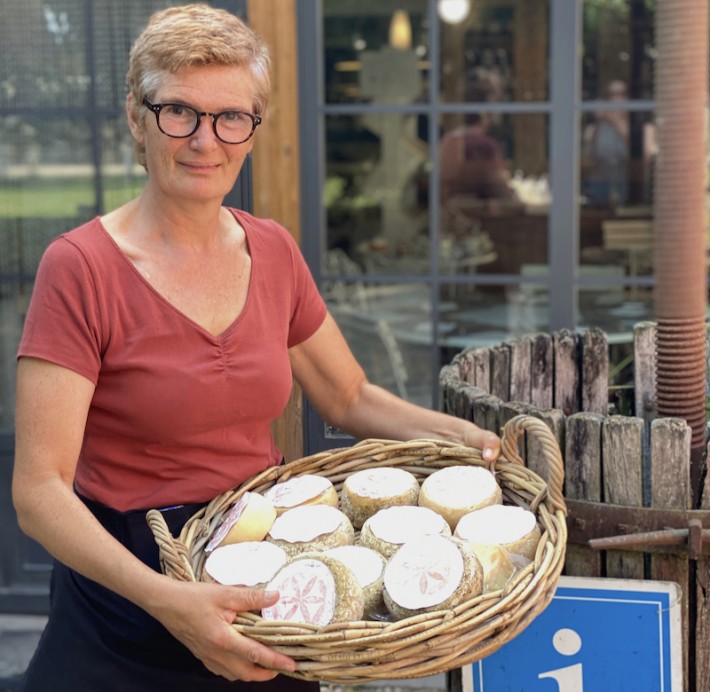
[129,64,258,205]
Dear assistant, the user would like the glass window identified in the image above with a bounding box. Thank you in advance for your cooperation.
[439,112,549,276]
[323,0,430,105]
[582,0,655,101]
[439,0,549,103]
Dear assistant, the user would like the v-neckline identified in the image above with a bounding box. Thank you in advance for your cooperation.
[95,209,253,341]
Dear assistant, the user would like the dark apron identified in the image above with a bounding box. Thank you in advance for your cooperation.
[19,494,320,692]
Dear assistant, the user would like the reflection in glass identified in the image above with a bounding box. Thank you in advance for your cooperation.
[439,112,549,276]
[325,113,431,276]
[582,1,655,100]
[440,1,549,103]
[323,0,429,105]
[326,283,433,407]
[579,109,656,277]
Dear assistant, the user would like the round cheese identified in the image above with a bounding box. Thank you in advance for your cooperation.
[359,505,451,559]
[341,467,420,529]
[382,535,483,620]
[266,504,355,557]
[262,553,365,625]
[203,541,287,587]
[325,545,387,617]
[205,492,276,551]
[455,504,542,564]
[418,465,502,531]
[263,474,339,516]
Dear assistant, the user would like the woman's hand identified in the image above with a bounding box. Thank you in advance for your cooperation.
[152,579,297,682]
[462,423,501,462]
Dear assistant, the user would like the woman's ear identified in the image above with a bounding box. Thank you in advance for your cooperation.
[125,93,144,145]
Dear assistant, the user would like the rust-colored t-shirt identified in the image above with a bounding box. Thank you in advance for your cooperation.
[18,209,327,511]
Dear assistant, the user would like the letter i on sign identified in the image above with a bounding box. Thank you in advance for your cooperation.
[537,628,584,691]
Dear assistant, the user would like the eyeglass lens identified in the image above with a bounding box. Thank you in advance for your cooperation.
[158,104,256,144]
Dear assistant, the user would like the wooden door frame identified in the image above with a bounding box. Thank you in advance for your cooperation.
[247,1,305,462]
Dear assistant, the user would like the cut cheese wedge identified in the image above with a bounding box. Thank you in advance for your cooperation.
[341,467,420,529]
[455,504,541,591]
[262,553,365,625]
[266,504,355,557]
[382,535,483,620]
[359,505,451,559]
[203,541,287,587]
[325,545,387,617]
[418,465,502,531]
[205,491,277,551]
[263,474,339,516]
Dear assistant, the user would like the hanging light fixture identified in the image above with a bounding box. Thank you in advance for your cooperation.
[389,9,412,50]
[437,0,471,24]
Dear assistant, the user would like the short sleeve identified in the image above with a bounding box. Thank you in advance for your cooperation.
[18,236,103,384]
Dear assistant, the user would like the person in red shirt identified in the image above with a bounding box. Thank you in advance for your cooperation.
[12,5,501,691]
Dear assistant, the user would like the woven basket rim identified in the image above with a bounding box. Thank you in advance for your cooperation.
[148,414,567,683]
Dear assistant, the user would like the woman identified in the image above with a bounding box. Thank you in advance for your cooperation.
[12,5,501,690]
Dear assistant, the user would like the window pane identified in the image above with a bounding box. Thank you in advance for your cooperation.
[440,1,549,103]
[100,116,147,212]
[439,112,549,275]
[325,113,430,276]
[326,283,433,407]
[323,0,430,104]
[582,0,655,100]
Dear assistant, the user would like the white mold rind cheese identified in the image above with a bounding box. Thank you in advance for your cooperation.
[418,465,503,531]
[359,505,452,559]
[203,541,287,587]
[454,504,542,563]
[266,504,355,557]
[340,467,420,529]
[262,553,365,625]
[263,474,339,516]
[325,544,387,617]
[382,535,483,621]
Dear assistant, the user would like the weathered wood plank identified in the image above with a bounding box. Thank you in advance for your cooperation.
[633,321,656,420]
[553,328,580,416]
[650,417,691,686]
[581,327,609,415]
[530,332,554,409]
[602,415,644,579]
[438,364,460,414]
[490,345,511,401]
[508,337,532,403]
[471,348,491,392]
[472,394,501,436]
[563,412,604,577]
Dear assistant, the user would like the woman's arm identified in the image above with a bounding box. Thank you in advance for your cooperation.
[289,313,500,459]
[12,356,296,681]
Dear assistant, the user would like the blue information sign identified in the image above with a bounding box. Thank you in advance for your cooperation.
[465,576,682,692]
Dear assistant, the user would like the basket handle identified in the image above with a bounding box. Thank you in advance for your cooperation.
[146,509,197,582]
[500,414,566,515]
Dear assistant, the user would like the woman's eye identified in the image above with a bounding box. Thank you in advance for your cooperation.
[165,105,188,117]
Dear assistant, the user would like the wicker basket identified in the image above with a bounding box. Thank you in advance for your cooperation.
[147,414,567,683]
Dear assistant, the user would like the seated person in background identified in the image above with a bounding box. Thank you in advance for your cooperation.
[439,67,521,222]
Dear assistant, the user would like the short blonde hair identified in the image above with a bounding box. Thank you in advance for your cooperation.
[126,4,270,163]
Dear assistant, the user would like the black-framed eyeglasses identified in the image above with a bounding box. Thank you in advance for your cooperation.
[142,97,262,145]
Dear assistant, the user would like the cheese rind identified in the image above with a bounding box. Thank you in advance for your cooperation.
[382,535,483,620]
[341,467,420,529]
[266,505,355,557]
[325,545,387,617]
[359,505,451,559]
[263,475,339,516]
[203,541,287,587]
[262,553,365,625]
[418,466,502,531]
[454,504,541,563]
[205,492,277,551]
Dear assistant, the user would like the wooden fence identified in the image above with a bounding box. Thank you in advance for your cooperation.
[439,323,710,691]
